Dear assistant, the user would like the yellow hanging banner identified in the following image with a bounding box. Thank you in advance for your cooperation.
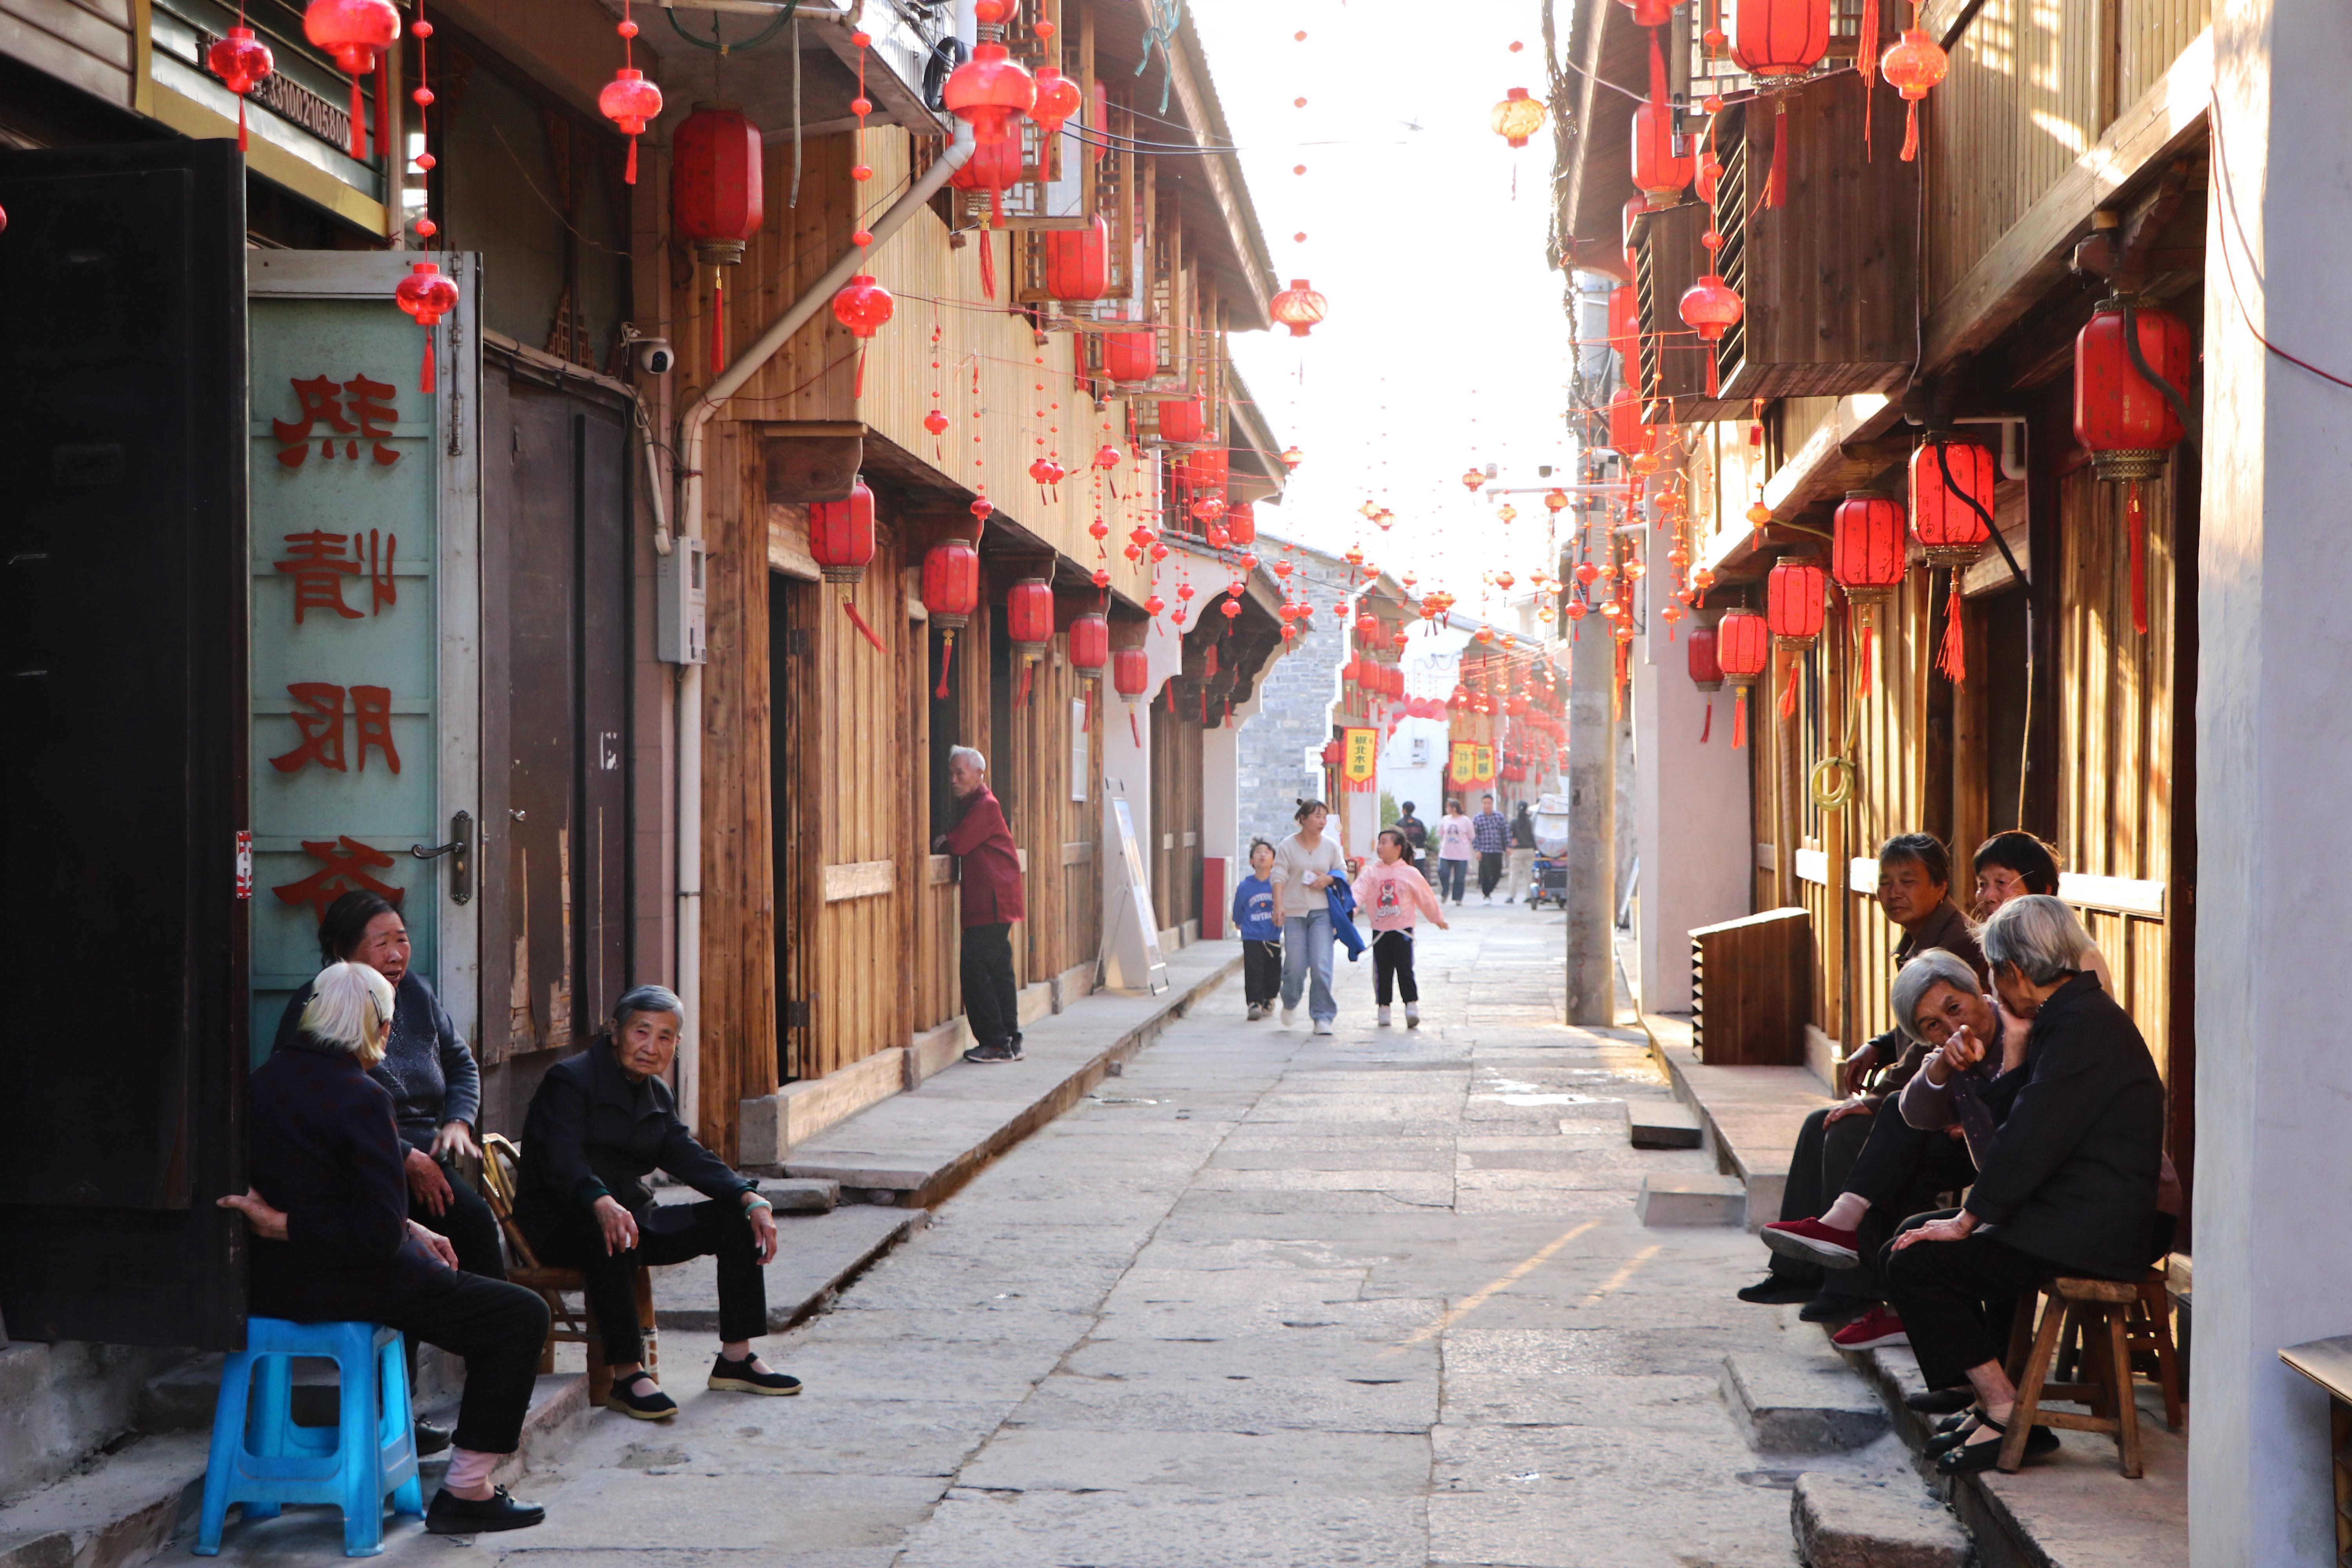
[1450,741,1477,784]
[1474,744,1496,782]
[1343,727,1378,783]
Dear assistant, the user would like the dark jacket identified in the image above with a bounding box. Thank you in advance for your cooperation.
[1509,811,1537,849]
[274,970,479,1151]
[941,786,1026,928]
[246,1039,449,1321]
[1962,973,2164,1281]
[1863,900,1989,1102]
[512,1037,754,1234]
[1394,812,1427,850]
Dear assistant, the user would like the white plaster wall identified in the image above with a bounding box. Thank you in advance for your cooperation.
[1100,616,1189,939]
[1379,715,1447,821]
[1631,597,1751,1016]
[2190,7,2352,1559]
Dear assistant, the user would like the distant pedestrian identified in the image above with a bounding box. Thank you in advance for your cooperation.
[935,746,1026,1063]
[1505,803,1539,905]
[1472,793,1509,901]
[1393,801,1429,877]
[1434,800,1474,904]
[1232,839,1282,1021]
[1354,829,1449,1028]
[1272,800,1347,1035]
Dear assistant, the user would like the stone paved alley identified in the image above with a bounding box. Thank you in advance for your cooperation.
[213,903,1928,1567]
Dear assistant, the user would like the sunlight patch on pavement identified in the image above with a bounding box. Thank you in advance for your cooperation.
[1381,1219,1600,1354]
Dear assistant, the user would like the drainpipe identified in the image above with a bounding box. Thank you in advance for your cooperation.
[672,109,976,1129]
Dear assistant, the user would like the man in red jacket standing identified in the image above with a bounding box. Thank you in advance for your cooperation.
[936,746,1027,1063]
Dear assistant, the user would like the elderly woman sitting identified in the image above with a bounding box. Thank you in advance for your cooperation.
[513,986,791,1421]
[219,964,551,1535]
[1880,895,2166,1474]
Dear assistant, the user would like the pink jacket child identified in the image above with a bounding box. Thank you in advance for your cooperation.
[1353,856,1449,933]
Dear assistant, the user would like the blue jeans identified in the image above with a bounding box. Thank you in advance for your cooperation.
[1280,910,1336,1022]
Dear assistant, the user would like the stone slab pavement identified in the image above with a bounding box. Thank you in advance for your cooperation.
[189,903,1932,1568]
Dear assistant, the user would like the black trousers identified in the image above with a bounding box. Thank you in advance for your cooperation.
[961,920,1022,1051]
[376,1270,549,1455]
[1242,938,1282,1005]
[1476,851,1503,896]
[1372,929,1419,1006]
[410,1165,507,1281]
[1436,858,1467,901]
[1880,1212,2063,1392]
[526,1199,767,1367]
[1770,1103,1975,1302]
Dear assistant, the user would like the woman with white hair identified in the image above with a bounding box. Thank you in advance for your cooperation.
[1881,895,2166,1474]
[220,963,552,1535]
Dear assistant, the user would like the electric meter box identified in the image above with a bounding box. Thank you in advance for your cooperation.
[657,537,708,665]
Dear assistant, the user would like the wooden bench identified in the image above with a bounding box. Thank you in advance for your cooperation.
[479,1134,656,1408]
[2000,1268,2181,1477]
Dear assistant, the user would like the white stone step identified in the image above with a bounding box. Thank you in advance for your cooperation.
[1636,1172,1747,1226]
[1790,1472,1970,1567]
[1624,1098,1703,1149]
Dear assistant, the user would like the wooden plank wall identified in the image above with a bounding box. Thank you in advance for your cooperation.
[1925,0,2208,306]
[1150,701,1204,931]
[1002,634,1102,985]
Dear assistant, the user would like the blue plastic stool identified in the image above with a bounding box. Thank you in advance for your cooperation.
[194,1319,423,1557]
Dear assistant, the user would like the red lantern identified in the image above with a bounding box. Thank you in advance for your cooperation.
[1715,607,1770,748]
[303,0,399,160]
[206,27,274,152]
[1490,87,1548,149]
[1356,612,1381,644]
[1159,399,1209,445]
[1911,440,1994,684]
[1833,490,1906,699]
[1031,66,1082,136]
[1688,619,1724,691]
[921,537,980,697]
[1094,443,1124,470]
[1069,611,1109,676]
[809,481,876,585]
[1270,279,1328,338]
[1044,215,1111,301]
[1102,328,1159,383]
[393,261,458,395]
[1608,387,1652,460]
[943,37,1036,155]
[1180,447,1230,493]
[1678,274,1744,395]
[1606,283,1639,360]
[598,70,663,184]
[1880,25,1949,162]
[1225,502,1256,545]
[1731,0,1832,79]
[831,274,895,397]
[673,105,763,374]
[1630,97,1691,204]
[1615,0,1674,25]
[2075,299,2191,637]
[1029,456,1066,490]
[1006,577,1056,704]
[1766,556,1826,719]
[1112,644,1150,740]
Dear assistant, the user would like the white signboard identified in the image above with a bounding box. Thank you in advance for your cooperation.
[1071,699,1089,802]
[1103,790,1168,994]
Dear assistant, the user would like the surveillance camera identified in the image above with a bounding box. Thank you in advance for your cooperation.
[637,338,675,376]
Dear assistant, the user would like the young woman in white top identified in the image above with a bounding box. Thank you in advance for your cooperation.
[1272,800,1348,1034]
[1432,800,1476,905]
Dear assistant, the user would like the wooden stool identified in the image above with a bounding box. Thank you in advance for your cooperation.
[2000,1276,2151,1476]
[480,1136,658,1408]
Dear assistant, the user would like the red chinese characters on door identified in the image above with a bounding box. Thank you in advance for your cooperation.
[272,529,397,625]
[270,682,400,774]
[271,836,407,923]
[272,374,403,467]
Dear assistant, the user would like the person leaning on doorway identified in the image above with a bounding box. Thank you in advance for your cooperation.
[935,745,1027,1064]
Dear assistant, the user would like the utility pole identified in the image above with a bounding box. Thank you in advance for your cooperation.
[1564,622,1615,1025]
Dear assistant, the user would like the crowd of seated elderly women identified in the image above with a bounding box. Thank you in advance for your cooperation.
[1732,830,2174,1475]
[214,891,797,1537]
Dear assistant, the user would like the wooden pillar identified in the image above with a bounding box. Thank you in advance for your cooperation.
[1773,644,1798,911]
[1822,611,1848,1050]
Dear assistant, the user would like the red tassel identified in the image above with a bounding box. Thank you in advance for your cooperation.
[418,327,435,394]
[979,224,997,299]
[625,135,638,185]
[1860,0,1879,160]
[1017,660,1033,707]
[854,345,868,400]
[935,631,956,700]
[1778,655,1799,719]
[1700,701,1713,744]
[1768,102,1789,207]
[711,271,724,376]
[1732,691,1748,748]
[2128,481,2148,635]
[1857,621,1875,700]
[1901,100,1920,162]
[1130,708,1142,747]
[1935,573,1967,684]
[374,56,391,175]
[842,595,887,654]
[349,74,365,160]
[238,97,249,153]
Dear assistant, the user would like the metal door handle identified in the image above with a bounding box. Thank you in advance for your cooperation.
[410,810,474,904]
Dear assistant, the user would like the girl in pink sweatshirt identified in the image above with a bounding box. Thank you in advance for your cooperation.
[1352,829,1449,1027]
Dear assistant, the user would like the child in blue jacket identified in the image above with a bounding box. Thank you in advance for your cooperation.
[1232,840,1281,1020]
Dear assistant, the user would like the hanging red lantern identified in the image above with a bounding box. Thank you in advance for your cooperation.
[303,0,398,160]
[1180,447,1230,493]
[1630,97,1691,204]
[1007,577,1055,705]
[393,260,458,395]
[598,69,663,185]
[1614,0,1675,24]
[1093,442,1124,470]
[1715,607,1770,748]
[206,26,275,152]
[673,105,764,375]
[1688,619,1724,691]
[1356,612,1381,644]
[1911,439,1994,684]
[2075,298,2192,637]
[921,537,980,697]
[1678,274,1744,396]
[1044,215,1111,301]
[1270,279,1328,338]
[1280,445,1304,471]
[831,274,895,397]
[1833,490,1907,699]
[808,480,887,653]
[1225,502,1256,545]
[1159,399,1209,445]
[1031,65,1082,136]
[1490,87,1548,149]
[941,27,1036,217]
[1112,646,1149,699]
[1766,556,1826,718]
[1102,328,1159,383]
[1880,20,1949,162]
[1731,0,1833,78]
[1606,283,1639,361]
[1029,456,1067,490]
[1069,609,1109,726]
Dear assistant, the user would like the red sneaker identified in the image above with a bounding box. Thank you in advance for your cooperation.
[1760,1217,1863,1269]
[1831,1305,1909,1350]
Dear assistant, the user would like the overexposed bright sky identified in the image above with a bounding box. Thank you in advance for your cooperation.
[1188,0,1576,616]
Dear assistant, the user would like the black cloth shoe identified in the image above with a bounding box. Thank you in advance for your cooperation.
[708,1354,801,1396]
[1907,1387,1976,1416]
[603,1372,678,1421]
[412,1417,453,1456]
[963,1040,1024,1064]
[426,1485,546,1535]
[1736,1276,1818,1305]
[1937,1416,2058,1474]
[1798,1295,1870,1325]
[1926,1414,1983,1456]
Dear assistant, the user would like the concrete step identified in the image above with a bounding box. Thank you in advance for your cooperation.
[1624,1098,1702,1149]
[1721,1347,1890,1454]
[0,1431,205,1568]
[1637,1172,1748,1227]
[1637,1010,1836,1231]
[1790,1473,1970,1568]
[653,1201,925,1334]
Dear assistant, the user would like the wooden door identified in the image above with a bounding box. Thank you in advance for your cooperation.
[0,142,249,1347]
